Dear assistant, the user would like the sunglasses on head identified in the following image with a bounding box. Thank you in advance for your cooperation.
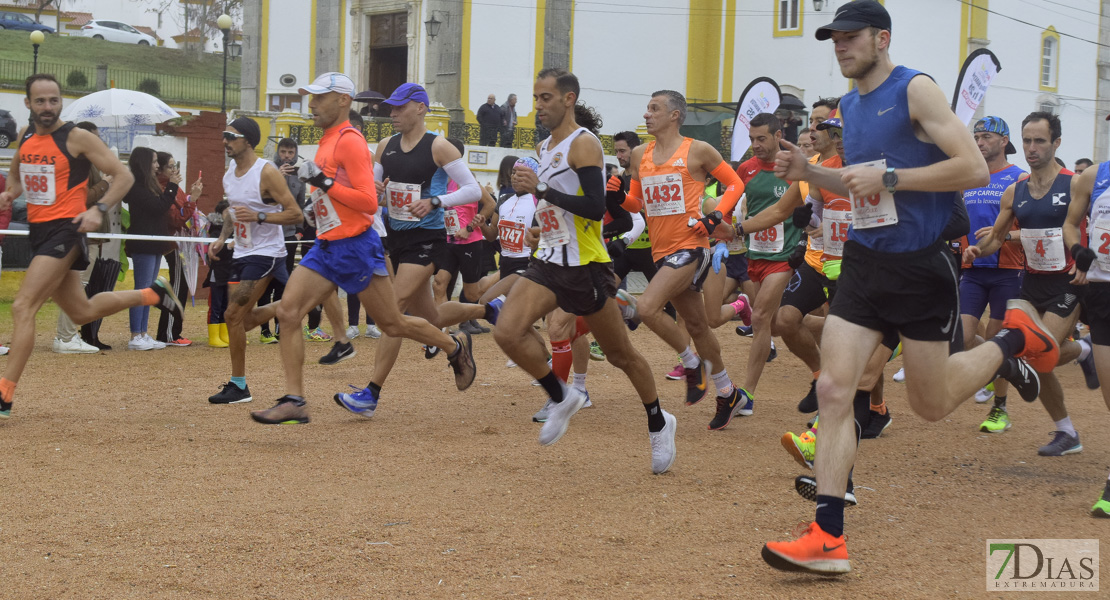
[826,128,842,141]
[223,131,245,141]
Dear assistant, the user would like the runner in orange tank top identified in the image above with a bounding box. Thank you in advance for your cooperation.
[0,74,184,418]
[622,90,747,425]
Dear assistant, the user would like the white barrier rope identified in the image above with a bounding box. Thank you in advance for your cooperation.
[0,230,322,244]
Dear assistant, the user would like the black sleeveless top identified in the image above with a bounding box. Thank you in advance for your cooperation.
[379,132,439,196]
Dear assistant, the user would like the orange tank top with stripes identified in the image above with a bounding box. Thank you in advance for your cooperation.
[19,122,90,223]
[639,138,707,261]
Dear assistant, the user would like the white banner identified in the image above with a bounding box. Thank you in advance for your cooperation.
[731,77,782,161]
[952,49,1002,126]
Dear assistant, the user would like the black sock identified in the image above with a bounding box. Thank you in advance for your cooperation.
[990,328,1025,359]
[1103,479,1110,498]
[852,389,870,444]
[366,382,382,396]
[645,399,665,432]
[815,495,845,538]
[994,395,1007,410]
[484,303,497,322]
[538,372,564,403]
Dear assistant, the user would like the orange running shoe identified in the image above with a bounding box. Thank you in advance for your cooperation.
[1002,299,1059,373]
[762,521,850,574]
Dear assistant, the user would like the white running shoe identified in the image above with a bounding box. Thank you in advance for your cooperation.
[974,385,995,404]
[538,386,587,446]
[365,324,382,339]
[649,409,677,474]
[53,336,99,354]
[532,398,554,422]
[505,358,517,368]
[0,345,8,356]
[893,367,905,383]
[128,335,155,351]
[143,334,166,350]
[345,326,360,340]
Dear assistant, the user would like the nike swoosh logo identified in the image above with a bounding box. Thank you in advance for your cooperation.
[823,543,844,552]
[1099,180,1109,187]
[878,106,896,116]
[1029,324,1054,355]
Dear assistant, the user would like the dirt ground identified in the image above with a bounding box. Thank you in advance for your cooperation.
[0,301,1107,599]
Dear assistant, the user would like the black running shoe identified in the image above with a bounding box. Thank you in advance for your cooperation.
[707,388,740,430]
[684,358,711,406]
[209,382,253,404]
[319,341,356,365]
[1078,336,1100,390]
[766,342,777,363]
[736,325,753,337]
[797,379,818,413]
[1000,356,1040,402]
[860,409,892,439]
[795,475,857,506]
[150,276,184,323]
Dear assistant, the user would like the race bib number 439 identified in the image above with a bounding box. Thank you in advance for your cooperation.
[22,163,56,206]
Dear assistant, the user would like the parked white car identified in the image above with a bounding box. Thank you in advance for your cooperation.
[79,20,157,45]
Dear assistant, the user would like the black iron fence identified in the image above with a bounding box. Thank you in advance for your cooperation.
[0,59,238,108]
[290,121,619,155]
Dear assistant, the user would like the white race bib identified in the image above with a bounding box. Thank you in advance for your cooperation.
[22,163,56,206]
[1093,217,1110,272]
[849,159,898,229]
[1021,227,1066,271]
[822,208,852,258]
[535,201,570,248]
[642,173,686,217]
[311,189,342,234]
[749,222,785,253]
[498,219,526,254]
[233,219,253,250]
[726,214,746,253]
[386,182,421,222]
[444,209,460,236]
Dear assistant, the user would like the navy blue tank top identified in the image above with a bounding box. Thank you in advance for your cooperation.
[840,66,955,253]
[1012,170,1074,273]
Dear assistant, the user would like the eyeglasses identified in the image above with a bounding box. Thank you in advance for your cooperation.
[223,131,245,141]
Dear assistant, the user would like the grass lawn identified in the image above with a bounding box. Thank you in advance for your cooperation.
[0,29,239,80]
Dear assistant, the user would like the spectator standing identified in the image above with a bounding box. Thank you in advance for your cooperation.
[257,137,306,343]
[500,94,518,148]
[204,200,233,347]
[477,93,501,146]
[534,111,550,144]
[154,151,198,346]
[75,121,122,351]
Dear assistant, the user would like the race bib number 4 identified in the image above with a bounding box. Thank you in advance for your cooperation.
[849,159,898,229]
[498,219,526,254]
[387,182,421,222]
[641,173,686,218]
[1021,226,1066,271]
[22,163,56,206]
[535,201,570,248]
[749,222,785,253]
[311,189,342,234]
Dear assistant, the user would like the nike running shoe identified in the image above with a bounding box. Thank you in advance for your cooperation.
[974,382,995,403]
[334,384,378,418]
[794,475,857,507]
[782,430,815,470]
[208,382,252,404]
[1038,430,1082,456]
[532,398,555,423]
[1091,490,1110,518]
[797,379,818,413]
[665,364,685,380]
[1002,299,1060,373]
[649,410,677,474]
[538,386,588,446]
[860,409,892,439]
[1077,335,1100,390]
[979,406,1011,433]
[319,341,356,365]
[684,358,711,406]
[250,396,310,425]
[589,340,605,361]
[762,521,851,575]
[707,388,741,430]
[150,276,184,323]
[447,331,477,391]
[615,289,640,331]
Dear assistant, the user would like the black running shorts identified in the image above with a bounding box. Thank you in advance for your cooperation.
[522,259,618,316]
[387,228,446,270]
[29,217,89,271]
[781,261,834,315]
[654,247,712,292]
[1020,272,1085,319]
[830,240,959,343]
[1084,282,1110,346]
[436,242,485,284]
[499,255,531,279]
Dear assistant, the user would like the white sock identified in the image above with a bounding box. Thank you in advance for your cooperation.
[571,372,587,393]
[1055,416,1077,437]
[711,369,733,396]
[1077,337,1092,362]
[678,346,699,369]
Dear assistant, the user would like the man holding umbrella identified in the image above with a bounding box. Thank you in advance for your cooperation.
[0,73,184,418]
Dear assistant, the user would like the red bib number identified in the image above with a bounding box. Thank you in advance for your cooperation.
[641,173,686,217]
[387,182,421,222]
[21,163,56,206]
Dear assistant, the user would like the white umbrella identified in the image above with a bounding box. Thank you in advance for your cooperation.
[60,88,179,128]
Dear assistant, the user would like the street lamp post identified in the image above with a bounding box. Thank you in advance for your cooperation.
[217,13,232,113]
[29,30,44,74]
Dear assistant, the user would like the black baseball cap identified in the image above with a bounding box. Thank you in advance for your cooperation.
[815,0,891,41]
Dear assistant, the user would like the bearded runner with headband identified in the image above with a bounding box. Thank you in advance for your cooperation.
[0,73,184,419]
[206,117,302,406]
[333,82,492,416]
[493,68,676,475]
[249,72,476,425]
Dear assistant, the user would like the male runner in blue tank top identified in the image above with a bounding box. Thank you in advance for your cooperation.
[761,0,1055,575]
[965,111,1095,457]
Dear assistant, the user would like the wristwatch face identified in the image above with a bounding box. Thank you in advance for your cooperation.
[882,169,897,190]
[96,203,108,213]
[536,183,548,196]
[324,178,334,188]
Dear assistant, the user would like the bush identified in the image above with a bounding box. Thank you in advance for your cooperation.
[66,69,88,89]
[137,77,161,97]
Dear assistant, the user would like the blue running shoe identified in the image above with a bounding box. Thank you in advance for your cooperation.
[736,388,755,416]
[485,295,506,326]
[334,384,379,418]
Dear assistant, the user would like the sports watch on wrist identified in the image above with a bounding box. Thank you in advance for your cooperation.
[882,168,898,194]
[429,196,442,208]
[534,182,548,200]
[95,202,109,214]
[256,212,267,223]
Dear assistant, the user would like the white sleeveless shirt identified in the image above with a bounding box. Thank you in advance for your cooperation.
[223,158,287,259]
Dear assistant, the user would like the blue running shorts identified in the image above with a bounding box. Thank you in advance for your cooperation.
[299,228,389,295]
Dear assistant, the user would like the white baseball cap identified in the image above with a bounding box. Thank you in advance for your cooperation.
[298,72,356,97]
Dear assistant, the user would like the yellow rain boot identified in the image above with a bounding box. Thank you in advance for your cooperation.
[218,323,231,345]
[208,323,228,348]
